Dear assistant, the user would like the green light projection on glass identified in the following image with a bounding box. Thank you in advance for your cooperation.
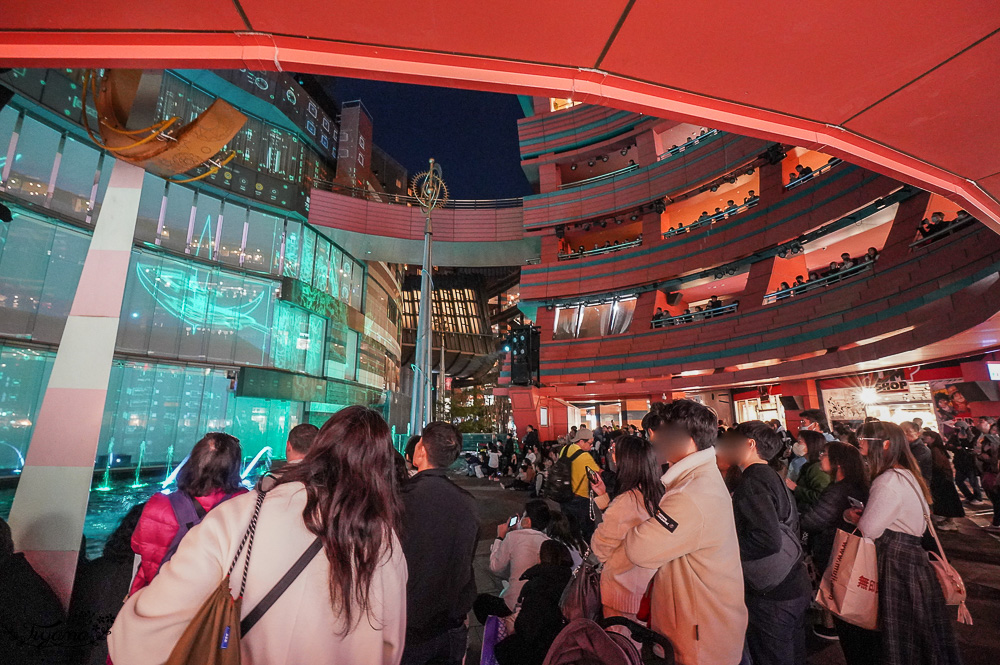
[135,262,269,334]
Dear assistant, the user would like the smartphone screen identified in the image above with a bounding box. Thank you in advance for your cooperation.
[508,515,519,528]
[587,468,600,484]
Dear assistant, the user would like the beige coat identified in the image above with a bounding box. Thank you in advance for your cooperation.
[625,448,747,665]
[109,482,408,665]
[591,489,657,614]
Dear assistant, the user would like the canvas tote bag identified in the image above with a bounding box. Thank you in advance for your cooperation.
[815,528,879,630]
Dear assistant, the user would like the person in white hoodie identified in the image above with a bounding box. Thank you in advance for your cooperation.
[624,400,747,665]
[590,434,663,622]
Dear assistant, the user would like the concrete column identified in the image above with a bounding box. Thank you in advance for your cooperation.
[878,191,931,266]
[8,160,144,607]
[538,161,562,194]
[634,128,664,167]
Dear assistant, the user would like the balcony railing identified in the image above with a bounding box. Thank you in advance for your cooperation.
[762,260,873,305]
[558,163,640,190]
[662,197,759,238]
[652,301,739,327]
[657,129,720,161]
[310,179,523,209]
[558,238,643,261]
[784,158,843,190]
[909,216,977,249]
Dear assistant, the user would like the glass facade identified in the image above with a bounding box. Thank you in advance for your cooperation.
[553,297,637,339]
[402,286,487,335]
[0,77,403,473]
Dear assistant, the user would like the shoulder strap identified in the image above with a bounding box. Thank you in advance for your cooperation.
[190,495,208,520]
[897,470,950,563]
[240,537,323,636]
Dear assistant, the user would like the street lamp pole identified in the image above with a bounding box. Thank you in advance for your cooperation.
[408,159,447,432]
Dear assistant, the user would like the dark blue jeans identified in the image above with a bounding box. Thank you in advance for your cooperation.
[400,625,468,665]
[954,465,983,501]
[562,495,595,541]
[744,592,810,665]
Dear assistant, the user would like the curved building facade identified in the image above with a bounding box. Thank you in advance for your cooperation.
[499,98,1000,437]
[0,68,404,473]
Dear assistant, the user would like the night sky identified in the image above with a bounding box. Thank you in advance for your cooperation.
[325,77,532,201]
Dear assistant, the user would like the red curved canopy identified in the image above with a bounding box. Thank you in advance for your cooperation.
[3,1,1000,225]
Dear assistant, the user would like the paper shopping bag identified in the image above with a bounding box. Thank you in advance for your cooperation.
[815,529,878,630]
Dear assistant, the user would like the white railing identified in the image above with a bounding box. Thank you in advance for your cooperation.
[651,302,739,327]
[784,158,843,190]
[762,261,873,304]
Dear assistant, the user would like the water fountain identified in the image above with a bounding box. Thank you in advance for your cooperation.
[130,440,147,488]
[95,438,115,492]
[0,441,25,474]
[240,446,273,483]
[163,443,174,484]
[161,453,189,489]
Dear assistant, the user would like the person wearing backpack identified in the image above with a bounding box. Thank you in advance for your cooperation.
[549,428,601,540]
[128,432,246,594]
[717,421,811,665]
[109,406,408,665]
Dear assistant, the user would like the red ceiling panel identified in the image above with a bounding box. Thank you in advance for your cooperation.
[236,0,628,68]
[599,0,1000,125]
[845,31,1000,182]
[0,0,247,31]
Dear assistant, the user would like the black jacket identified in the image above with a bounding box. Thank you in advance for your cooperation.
[909,441,933,482]
[732,464,812,600]
[513,563,572,646]
[400,468,479,645]
[0,553,72,665]
[800,480,869,574]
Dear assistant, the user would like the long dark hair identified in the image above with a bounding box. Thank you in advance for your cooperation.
[824,442,868,490]
[177,432,242,496]
[615,435,665,516]
[859,421,931,503]
[275,406,402,631]
[798,430,826,464]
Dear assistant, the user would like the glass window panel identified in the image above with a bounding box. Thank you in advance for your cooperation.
[609,298,637,335]
[161,183,196,254]
[350,261,364,309]
[244,209,280,274]
[578,304,612,338]
[190,192,222,259]
[6,116,60,202]
[32,224,89,343]
[299,227,315,286]
[176,259,211,360]
[0,345,54,464]
[338,254,352,303]
[328,246,341,297]
[205,269,240,362]
[146,365,185,463]
[147,256,186,358]
[135,171,165,244]
[117,253,157,353]
[232,276,273,366]
[0,106,18,169]
[90,154,118,221]
[50,137,100,220]
[313,240,329,294]
[306,313,326,376]
[217,199,246,268]
[0,213,54,337]
[553,306,581,340]
[281,220,301,278]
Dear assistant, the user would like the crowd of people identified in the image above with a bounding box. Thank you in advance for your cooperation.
[665,127,718,156]
[774,247,880,299]
[916,210,977,244]
[0,400,983,665]
[664,191,760,238]
[786,157,842,187]
[652,295,739,328]
[559,233,644,260]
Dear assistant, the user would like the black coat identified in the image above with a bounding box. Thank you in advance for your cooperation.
[800,480,868,573]
[400,468,479,645]
[514,563,572,644]
[0,553,73,665]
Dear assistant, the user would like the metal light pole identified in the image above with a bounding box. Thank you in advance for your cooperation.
[408,159,447,432]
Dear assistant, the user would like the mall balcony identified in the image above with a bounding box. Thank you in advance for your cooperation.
[519,190,1000,399]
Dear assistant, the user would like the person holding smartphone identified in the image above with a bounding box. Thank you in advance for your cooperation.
[590,435,664,625]
[473,499,552,624]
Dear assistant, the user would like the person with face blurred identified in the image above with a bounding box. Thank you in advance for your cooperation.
[717,421,811,665]
[624,400,747,665]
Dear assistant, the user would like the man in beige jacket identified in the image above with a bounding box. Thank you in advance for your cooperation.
[625,400,747,665]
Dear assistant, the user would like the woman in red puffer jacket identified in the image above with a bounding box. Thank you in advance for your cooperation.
[129,432,246,594]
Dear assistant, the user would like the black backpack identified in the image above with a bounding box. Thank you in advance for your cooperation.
[547,446,586,503]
